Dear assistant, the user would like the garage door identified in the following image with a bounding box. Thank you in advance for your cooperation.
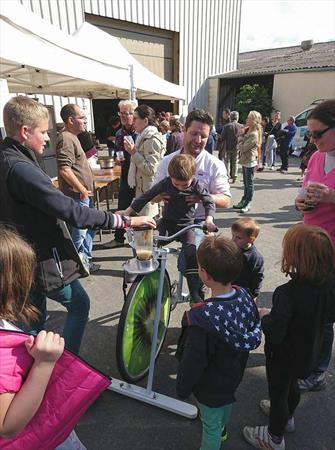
[85,14,177,83]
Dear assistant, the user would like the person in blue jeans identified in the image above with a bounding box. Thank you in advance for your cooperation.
[0,96,156,354]
[56,104,100,273]
[233,110,262,213]
[276,116,297,173]
[176,235,261,450]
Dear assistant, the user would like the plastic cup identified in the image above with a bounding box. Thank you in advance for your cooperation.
[117,150,125,161]
[124,135,134,146]
[298,186,316,211]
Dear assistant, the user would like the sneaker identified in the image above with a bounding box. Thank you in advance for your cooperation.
[276,168,282,172]
[240,203,251,213]
[243,425,285,450]
[271,166,276,171]
[233,200,246,209]
[259,400,295,432]
[103,239,125,249]
[257,167,264,172]
[298,372,327,392]
[55,430,87,450]
[79,253,90,277]
[280,170,288,174]
[89,262,101,273]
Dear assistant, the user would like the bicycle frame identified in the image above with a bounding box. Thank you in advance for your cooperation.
[110,224,205,418]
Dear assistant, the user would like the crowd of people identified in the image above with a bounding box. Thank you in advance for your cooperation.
[0,95,334,450]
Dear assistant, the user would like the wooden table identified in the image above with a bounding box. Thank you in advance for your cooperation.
[91,166,121,241]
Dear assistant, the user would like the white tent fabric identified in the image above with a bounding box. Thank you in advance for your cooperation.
[72,22,185,100]
[0,3,185,100]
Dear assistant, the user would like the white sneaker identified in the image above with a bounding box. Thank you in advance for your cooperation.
[55,430,87,450]
[259,400,295,433]
[243,425,285,450]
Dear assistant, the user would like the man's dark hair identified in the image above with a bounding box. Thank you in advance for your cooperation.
[185,109,214,130]
[307,99,335,128]
[60,104,78,123]
[223,108,231,115]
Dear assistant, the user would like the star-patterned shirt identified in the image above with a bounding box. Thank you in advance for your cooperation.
[186,287,261,351]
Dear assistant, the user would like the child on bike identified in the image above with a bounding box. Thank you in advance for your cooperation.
[122,153,217,303]
[243,224,335,450]
[176,235,262,450]
[231,218,264,301]
[0,226,109,449]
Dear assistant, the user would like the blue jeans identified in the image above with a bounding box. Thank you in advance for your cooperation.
[317,323,334,373]
[261,143,266,165]
[242,166,254,203]
[177,219,204,273]
[29,279,90,354]
[71,197,96,261]
[196,400,232,450]
[177,219,204,302]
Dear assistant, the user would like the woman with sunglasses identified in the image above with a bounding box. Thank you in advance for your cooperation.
[295,98,335,393]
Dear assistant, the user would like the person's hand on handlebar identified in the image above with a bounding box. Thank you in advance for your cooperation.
[130,216,156,229]
[203,216,218,233]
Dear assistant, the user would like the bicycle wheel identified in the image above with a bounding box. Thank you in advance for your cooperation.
[116,270,171,383]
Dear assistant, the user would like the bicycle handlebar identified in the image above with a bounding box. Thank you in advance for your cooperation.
[154,223,218,243]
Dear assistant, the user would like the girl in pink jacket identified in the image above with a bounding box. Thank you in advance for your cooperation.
[0,226,109,450]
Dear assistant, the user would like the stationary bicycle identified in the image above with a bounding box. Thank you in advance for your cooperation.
[109,224,207,418]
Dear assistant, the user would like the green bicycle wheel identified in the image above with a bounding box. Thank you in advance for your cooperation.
[116,270,171,383]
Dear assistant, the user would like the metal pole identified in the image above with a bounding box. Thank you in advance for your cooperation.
[146,250,167,395]
[128,64,137,101]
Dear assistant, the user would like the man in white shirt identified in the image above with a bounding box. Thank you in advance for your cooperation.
[154,109,231,301]
[154,108,231,214]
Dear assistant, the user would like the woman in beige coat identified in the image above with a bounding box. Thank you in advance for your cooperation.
[233,111,262,213]
[124,105,165,217]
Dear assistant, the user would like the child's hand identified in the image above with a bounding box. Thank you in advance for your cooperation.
[204,217,217,233]
[25,331,64,365]
[258,307,271,318]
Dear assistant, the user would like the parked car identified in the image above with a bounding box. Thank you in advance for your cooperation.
[289,99,326,155]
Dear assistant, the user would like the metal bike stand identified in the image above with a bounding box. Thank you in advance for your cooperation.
[108,247,198,419]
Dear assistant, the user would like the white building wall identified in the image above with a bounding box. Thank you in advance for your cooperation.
[273,71,335,121]
[15,0,241,114]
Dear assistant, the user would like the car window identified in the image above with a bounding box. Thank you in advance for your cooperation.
[295,108,313,127]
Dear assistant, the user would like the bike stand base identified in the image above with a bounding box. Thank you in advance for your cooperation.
[107,378,198,419]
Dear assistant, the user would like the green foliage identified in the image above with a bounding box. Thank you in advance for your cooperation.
[235,84,274,123]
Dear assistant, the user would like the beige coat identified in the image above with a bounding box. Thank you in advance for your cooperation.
[130,128,165,217]
[237,130,259,166]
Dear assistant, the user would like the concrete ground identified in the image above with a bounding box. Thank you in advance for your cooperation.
[47,157,334,450]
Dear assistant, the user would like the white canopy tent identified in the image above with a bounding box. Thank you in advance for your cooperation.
[0,3,185,101]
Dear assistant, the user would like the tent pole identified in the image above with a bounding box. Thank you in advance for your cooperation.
[128,64,137,101]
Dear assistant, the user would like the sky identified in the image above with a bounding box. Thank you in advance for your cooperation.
[240,0,335,52]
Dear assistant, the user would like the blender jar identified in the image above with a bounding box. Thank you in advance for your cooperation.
[132,227,153,260]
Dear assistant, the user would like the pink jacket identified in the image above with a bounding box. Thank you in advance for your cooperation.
[0,330,110,450]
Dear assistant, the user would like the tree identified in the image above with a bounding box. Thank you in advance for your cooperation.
[235,84,274,123]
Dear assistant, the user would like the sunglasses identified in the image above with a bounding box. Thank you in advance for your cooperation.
[310,127,333,140]
[118,112,133,117]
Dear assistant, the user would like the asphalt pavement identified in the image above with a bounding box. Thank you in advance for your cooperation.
[47,157,335,450]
